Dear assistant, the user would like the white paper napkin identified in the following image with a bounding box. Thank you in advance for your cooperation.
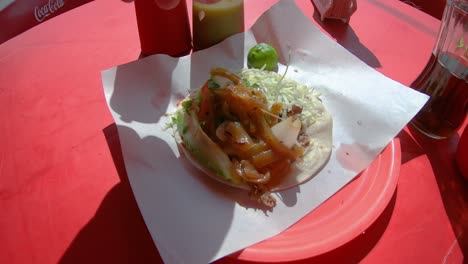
[101,1,428,263]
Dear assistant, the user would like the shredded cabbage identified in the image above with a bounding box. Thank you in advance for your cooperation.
[241,68,322,127]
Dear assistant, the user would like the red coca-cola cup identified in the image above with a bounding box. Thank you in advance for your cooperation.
[134,0,192,56]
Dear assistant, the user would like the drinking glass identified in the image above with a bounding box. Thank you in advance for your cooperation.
[411,0,468,139]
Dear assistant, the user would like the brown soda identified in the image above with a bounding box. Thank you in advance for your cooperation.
[411,52,468,138]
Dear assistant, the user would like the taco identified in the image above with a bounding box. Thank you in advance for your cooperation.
[173,67,332,207]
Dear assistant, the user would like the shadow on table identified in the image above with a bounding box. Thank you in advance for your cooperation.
[310,1,382,69]
[61,122,239,263]
[403,125,468,255]
[369,0,439,36]
[59,124,163,264]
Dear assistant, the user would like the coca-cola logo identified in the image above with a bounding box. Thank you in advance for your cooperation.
[34,0,65,22]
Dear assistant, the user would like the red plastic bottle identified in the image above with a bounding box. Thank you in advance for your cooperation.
[134,0,192,56]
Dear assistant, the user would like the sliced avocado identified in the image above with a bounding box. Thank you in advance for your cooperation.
[177,109,241,184]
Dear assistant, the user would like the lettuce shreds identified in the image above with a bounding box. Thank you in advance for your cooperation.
[241,68,321,127]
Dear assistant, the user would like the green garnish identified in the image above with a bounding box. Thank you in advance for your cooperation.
[207,78,220,89]
[457,37,464,49]
[182,100,193,112]
[243,78,259,88]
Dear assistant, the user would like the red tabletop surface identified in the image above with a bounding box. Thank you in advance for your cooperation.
[0,0,467,263]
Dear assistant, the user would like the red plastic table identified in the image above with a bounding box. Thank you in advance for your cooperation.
[1,0,466,263]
